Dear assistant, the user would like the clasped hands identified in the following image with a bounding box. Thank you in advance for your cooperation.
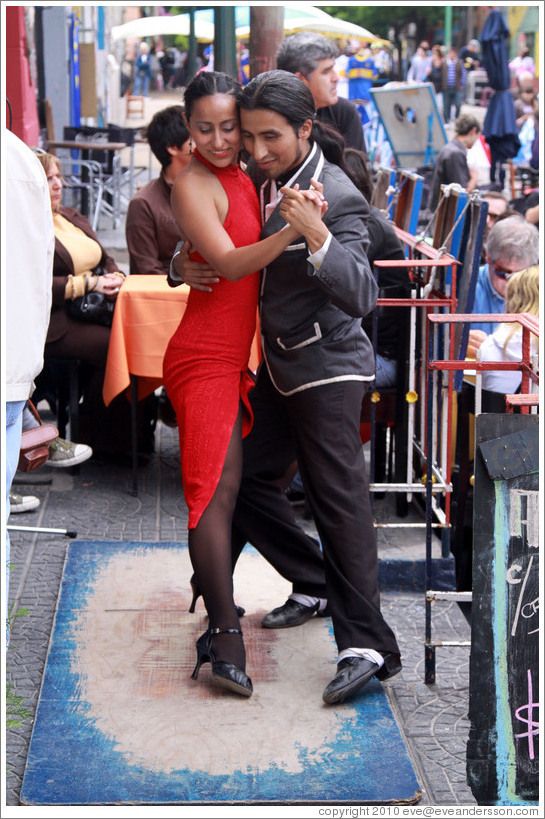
[278,178,328,234]
[174,178,327,292]
[95,272,125,299]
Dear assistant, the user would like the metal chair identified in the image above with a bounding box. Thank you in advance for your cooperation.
[62,126,123,227]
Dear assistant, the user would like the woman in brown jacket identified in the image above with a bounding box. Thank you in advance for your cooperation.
[35,152,132,455]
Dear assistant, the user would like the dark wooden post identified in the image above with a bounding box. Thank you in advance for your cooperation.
[249,6,284,78]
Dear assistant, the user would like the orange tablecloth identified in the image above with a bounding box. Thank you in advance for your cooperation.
[103,274,261,406]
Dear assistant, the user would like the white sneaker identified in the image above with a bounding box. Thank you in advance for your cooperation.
[46,437,93,468]
[9,492,41,514]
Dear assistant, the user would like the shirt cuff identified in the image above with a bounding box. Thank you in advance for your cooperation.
[307,232,332,271]
[169,241,185,282]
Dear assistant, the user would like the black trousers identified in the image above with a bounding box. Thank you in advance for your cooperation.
[232,365,400,655]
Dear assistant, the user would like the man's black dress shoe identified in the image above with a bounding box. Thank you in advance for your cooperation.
[322,653,402,704]
[261,598,320,629]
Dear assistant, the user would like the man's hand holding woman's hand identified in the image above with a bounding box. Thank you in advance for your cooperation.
[279,178,328,229]
[279,178,329,253]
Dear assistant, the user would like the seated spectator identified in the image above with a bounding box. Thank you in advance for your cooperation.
[125,106,191,276]
[467,215,539,356]
[480,191,513,262]
[9,400,93,514]
[125,106,192,428]
[430,114,481,211]
[22,400,92,467]
[477,265,539,396]
[522,190,539,229]
[482,190,509,234]
[33,152,145,458]
[343,147,410,387]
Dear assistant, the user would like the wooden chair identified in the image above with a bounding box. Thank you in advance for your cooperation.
[126,95,145,119]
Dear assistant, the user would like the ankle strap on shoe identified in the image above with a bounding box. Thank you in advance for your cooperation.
[209,627,242,636]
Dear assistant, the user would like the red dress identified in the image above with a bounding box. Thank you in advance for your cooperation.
[163,150,261,528]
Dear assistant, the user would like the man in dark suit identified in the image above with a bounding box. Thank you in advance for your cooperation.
[175,71,401,705]
[276,31,367,153]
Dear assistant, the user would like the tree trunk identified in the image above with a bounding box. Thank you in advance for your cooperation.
[249,6,284,78]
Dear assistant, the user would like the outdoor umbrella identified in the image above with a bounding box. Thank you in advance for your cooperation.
[479,8,520,185]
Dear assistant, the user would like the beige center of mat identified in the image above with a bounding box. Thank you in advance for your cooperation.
[72,547,352,775]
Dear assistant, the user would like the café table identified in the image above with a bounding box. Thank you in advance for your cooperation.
[103,274,261,494]
[46,138,127,227]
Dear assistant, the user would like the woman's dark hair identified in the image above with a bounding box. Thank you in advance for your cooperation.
[238,69,348,171]
[343,148,374,202]
[183,70,240,121]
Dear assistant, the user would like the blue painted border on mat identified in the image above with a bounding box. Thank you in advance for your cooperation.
[21,542,420,806]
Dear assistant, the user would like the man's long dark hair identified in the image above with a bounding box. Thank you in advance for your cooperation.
[238,70,347,171]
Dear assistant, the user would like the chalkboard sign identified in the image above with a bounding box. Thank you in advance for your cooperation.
[467,413,539,806]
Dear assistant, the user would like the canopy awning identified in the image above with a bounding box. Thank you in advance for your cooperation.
[111,5,379,45]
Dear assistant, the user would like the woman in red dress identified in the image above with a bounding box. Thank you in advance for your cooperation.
[163,72,320,697]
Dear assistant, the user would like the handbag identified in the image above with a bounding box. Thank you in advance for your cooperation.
[18,401,59,472]
[66,266,115,327]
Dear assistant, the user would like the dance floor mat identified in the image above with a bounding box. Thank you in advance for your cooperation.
[20,541,421,806]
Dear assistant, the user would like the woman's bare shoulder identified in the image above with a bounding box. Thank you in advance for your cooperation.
[173,159,218,196]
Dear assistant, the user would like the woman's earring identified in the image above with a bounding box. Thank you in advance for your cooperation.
[189,138,193,154]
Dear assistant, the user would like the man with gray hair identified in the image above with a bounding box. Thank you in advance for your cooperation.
[276,31,367,152]
[468,214,539,356]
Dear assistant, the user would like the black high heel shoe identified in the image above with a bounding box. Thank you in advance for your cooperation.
[189,576,245,618]
[191,627,253,698]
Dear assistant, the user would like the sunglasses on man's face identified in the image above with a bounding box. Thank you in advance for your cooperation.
[521,88,534,93]
[491,263,516,279]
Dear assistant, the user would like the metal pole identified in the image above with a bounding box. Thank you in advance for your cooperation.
[187,7,196,82]
[214,5,237,76]
[444,5,452,50]
[425,325,436,685]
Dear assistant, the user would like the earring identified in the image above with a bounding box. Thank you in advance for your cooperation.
[189,138,193,154]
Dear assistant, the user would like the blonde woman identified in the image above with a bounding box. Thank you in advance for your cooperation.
[478,266,539,395]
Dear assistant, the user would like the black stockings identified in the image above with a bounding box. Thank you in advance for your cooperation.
[188,408,245,670]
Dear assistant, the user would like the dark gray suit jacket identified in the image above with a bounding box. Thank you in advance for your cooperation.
[258,143,377,396]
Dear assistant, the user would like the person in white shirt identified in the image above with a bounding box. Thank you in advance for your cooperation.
[478,265,539,395]
[4,131,54,641]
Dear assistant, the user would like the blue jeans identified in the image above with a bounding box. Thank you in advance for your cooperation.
[374,355,397,388]
[443,87,463,121]
[133,72,150,97]
[5,399,25,645]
